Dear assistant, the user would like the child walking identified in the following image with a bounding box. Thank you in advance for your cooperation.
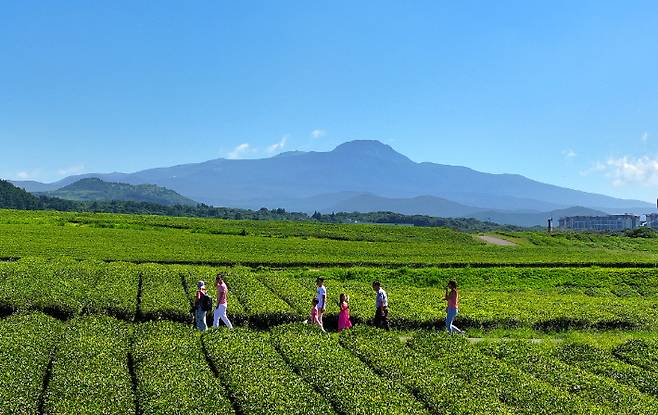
[316,278,327,327]
[337,293,352,332]
[309,298,325,332]
[444,280,464,335]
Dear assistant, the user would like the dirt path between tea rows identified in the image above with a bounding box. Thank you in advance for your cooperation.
[477,235,517,246]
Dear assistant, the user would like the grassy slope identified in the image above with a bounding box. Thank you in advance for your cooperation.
[0,209,657,265]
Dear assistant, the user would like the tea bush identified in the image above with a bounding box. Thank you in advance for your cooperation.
[613,339,658,374]
[339,326,512,414]
[85,261,139,320]
[203,328,335,414]
[0,312,63,414]
[271,324,429,415]
[139,263,190,322]
[479,340,658,414]
[555,342,658,399]
[409,332,604,415]
[43,316,134,414]
[132,321,234,414]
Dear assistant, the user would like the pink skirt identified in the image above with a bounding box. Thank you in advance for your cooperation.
[338,310,352,331]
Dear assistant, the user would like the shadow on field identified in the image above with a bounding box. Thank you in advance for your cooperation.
[0,304,642,334]
[0,303,13,318]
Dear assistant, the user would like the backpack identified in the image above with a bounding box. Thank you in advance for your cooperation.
[200,293,213,312]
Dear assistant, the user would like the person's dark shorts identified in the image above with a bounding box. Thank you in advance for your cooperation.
[374,307,390,330]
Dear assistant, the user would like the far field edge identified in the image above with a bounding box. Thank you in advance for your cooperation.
[1,256,657,269]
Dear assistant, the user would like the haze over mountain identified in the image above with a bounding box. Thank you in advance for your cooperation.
[319,193,609,227]
[11,140,653,226]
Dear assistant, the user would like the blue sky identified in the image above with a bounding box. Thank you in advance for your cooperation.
[2,1,658,202]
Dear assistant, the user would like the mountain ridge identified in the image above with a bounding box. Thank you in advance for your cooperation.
[10,140,653,218]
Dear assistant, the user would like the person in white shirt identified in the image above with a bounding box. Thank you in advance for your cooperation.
[213,273,233,329]
[316,277,327,327]
[372,280,390,330]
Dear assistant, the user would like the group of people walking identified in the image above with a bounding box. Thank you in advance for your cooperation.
[194,273,234,331]
[193,273,464,335]
[309,278,360,332]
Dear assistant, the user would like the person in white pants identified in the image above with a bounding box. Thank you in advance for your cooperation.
[213,273,233,329]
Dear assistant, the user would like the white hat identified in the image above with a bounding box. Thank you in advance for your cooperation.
[197,280,205,289]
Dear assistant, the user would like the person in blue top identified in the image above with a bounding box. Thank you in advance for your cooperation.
[316,277,327,327]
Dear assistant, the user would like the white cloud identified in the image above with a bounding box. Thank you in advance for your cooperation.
[15,169,41,180]
[562,149,576,159]
[641,131,649,143]
[585,155,658,187]
[227,143,251,159]
[267,135,288,154]
[311,129,326,139]
[57,164,85,176]
[16,171,32,179]
[580,161,606,176]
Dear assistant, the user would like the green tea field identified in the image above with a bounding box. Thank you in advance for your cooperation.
[1,209,657,414]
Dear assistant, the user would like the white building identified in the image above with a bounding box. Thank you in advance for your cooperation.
[646,213,658,228]
[559,214,640,231]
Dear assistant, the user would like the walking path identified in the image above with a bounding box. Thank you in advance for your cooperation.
[466,337,563,344]
[477,235,517,246]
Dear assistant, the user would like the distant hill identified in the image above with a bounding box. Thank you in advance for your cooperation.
[11,140,653,216]
[0,179,43,209]
[40,178,197,207]
[469,206,609,227]
[324,194,484,218]
[8,180,59,193]
[313,193,609,227]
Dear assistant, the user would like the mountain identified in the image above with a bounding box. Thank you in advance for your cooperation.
[307,193,610,227]
[435,192,567,212]
[10,180,61,193]
[39,178,197,206]
[0,179,43,209]
[324,194,485,218]
[11,140,654,216]
[469,206,609,227]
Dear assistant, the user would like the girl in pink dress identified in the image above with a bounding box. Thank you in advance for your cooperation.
[337,293,352,332]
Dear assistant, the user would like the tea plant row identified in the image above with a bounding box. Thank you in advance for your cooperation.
[3,313,658,414]
[1,258,656,331]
